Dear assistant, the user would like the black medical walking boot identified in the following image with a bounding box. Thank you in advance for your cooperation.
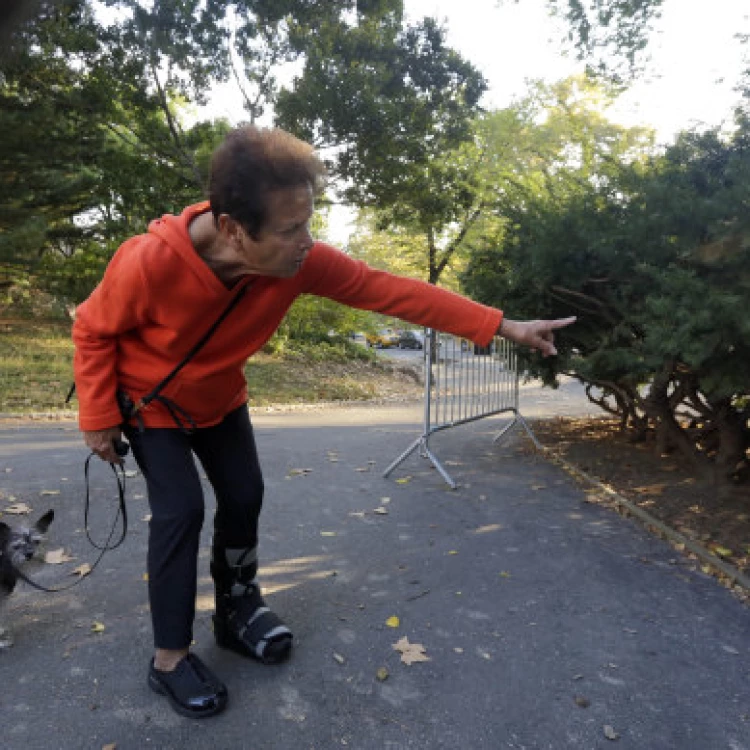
[211,546,293,664]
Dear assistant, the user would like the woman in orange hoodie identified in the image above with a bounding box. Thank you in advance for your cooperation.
[73,125,574,718]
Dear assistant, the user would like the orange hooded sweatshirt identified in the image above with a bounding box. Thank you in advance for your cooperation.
[73,203,503,431]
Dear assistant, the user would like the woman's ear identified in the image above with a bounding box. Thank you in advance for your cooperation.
[217,214,240,242]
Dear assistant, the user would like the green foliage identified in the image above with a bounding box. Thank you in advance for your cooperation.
[505,0,665,84]
[0,0,233,296]
[1,1,408,304]
[276,12,486,285]
[463,114,750,484]
[277,14,485,212]
[267,294,381,353]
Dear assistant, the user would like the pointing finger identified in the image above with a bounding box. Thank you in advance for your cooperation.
[546,316,577,330]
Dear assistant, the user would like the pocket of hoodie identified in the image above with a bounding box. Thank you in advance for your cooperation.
[168,370,247,425]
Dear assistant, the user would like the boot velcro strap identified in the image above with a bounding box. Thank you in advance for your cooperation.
[236,609,292,659]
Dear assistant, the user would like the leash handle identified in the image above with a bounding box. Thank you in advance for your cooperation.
[113,438,130,458]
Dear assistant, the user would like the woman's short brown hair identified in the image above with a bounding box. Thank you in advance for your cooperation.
[209,126,326,238]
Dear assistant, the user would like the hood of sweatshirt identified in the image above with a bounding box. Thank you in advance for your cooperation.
[146,201,231,295]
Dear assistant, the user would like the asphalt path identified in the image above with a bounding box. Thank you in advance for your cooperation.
[0,387,748,750]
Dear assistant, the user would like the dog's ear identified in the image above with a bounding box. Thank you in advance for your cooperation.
[34,510,54,534]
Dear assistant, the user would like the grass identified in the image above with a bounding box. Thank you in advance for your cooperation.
[0,321,422,414]
[0,320,75,412]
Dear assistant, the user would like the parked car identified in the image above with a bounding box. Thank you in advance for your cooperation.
[397,330,424,350]
[349,332,368,347]
[366,328,399,348]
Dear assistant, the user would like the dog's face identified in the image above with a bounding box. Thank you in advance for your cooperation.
[0,510,54,568]
[0,510,54,648]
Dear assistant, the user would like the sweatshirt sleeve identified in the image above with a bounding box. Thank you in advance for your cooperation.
[72,239,151,431]
[299,243,503,346]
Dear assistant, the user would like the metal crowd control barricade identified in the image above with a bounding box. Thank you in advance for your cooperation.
[383,328,541,489]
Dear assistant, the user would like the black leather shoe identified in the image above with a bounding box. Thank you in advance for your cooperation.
[148,653,228,718]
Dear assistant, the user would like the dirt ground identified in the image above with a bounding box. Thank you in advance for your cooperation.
[531,416,750,593]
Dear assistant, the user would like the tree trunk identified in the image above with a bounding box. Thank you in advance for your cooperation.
[711,401,748,486]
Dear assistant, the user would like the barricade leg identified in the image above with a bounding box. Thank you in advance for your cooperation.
[492,409,543,450]
[382,433,459,489]
[382,436,423,478]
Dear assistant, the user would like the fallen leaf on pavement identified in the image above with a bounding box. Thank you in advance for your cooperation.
[373,507,389,515]
[474,524,502,534]
[320,531,337,537]
[393,636,430,665]
[4,503,32,515]
[40,489,60,496]
[633,483,665,495]
[46,548,75,564]
[395,477,412,484]
[376,667,389,682]
[91,621,106,634]
[385,616,400,628]
[603,725,619,741]
[288,468,313,477]
[71,563,92,578]
[711,546,733,558]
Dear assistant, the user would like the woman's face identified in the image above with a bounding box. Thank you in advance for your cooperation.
[227,184,315,278]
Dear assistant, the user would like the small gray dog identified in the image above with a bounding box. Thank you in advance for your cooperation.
[0,510,54,649]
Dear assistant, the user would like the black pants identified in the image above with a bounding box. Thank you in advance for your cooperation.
[125,406,263,650]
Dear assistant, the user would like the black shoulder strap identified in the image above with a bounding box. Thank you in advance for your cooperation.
[66,279,252,411]
[136,281,251,411]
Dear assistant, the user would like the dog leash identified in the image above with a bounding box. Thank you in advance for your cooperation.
[12,447,129,594]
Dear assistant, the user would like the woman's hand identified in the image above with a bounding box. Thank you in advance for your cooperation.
[83,426,125,465]
[497,317,577,357]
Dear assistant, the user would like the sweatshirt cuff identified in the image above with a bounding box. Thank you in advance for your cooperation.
[78,407,124,432]
[475,309,504,347]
